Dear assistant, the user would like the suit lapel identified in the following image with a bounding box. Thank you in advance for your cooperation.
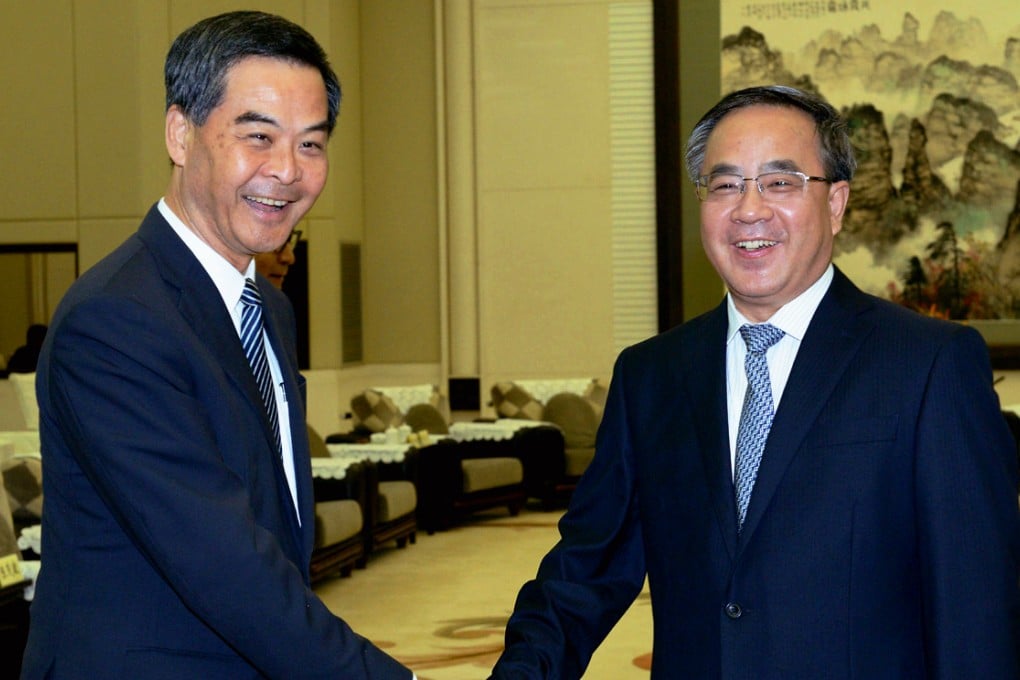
[737,269,876,544]
[682,302,740,560]
[138,208,307,560]
[137,210,256,409]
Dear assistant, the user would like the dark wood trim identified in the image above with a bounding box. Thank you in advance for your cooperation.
[989,346,1020,370]
[653,0,684,332]
[0,243,76,254]
[0,243,79,281]
[280,240,309,370]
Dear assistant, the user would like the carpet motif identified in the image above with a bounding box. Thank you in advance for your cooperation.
[315,507,653,679]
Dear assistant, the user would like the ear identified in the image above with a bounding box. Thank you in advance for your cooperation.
[827,180,850,236]
[165,105,191,167]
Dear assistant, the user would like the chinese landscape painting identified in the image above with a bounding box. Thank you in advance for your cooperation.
[720,1,1020,322]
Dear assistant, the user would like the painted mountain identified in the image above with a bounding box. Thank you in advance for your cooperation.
[721,11,1020,319]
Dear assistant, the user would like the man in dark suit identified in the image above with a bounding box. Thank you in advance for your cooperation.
[491,85,1020,678]
[21,11,411,679]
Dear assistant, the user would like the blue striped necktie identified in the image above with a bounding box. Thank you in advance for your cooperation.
[240,279,281,454]
[734,323,785,532]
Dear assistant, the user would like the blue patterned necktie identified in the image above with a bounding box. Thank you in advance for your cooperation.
[734,323,785,532]
[240,279,281,454]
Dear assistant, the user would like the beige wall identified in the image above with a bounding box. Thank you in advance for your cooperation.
[0,0,395,369]
[472,1,618,392]
[359,2,441,365]
[1,0,660,412]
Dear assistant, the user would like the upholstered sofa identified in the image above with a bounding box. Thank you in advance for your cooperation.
[307,425,369,581]
[490,378,608,507]
[316,394,419,557]
[412,436,529,533]
[348,384,450,437]
[364,448,418,554]
[346,387,529,532]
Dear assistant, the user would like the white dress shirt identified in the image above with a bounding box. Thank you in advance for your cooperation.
[725,264,834,478]
[157,199,300,519]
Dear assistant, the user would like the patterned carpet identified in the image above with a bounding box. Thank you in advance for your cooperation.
[313,505,652,679]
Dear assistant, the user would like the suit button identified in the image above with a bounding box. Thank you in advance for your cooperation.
[725,602,742,619]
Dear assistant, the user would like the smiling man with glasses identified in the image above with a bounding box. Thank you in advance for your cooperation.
[688,89,854,324]
[491,85,1020,679]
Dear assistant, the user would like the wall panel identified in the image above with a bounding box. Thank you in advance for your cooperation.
[75,1,168,218]
[0,2,77,220]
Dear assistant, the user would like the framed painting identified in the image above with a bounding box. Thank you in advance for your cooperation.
[710,1,1020,364]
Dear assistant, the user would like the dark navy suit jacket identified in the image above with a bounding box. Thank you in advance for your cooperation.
[22,205,409,679]
[493,268,1020,679]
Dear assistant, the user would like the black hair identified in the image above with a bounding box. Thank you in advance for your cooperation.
[165,11,341,135]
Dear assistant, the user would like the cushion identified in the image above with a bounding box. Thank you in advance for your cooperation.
[378,480,416,522]
[461,457,523,493]
[403,403,449,435]
[542,392,599,450]
[373,384,451,423]
[8,372,38,430]
[314,499,362,547]
[371,384,434,413]
[490,382,543,420]
[350,390,403,433]
[2,457,43,529]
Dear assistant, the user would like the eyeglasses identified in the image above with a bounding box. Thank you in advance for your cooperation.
[276,230,302,254]
[694,171,830,203]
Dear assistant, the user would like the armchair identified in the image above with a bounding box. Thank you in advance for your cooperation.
[369,448,418,553]
[490,379,608,507]
[307,425,368,582]
[347,384,450,438]
[317,404,418,557]
[413,438,527,533]
[402,403,528,533]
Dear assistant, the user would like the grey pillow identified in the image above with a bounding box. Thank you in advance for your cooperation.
[404,403,449,435]
[350,389,402,433]
[491,382,543,420]
[542,392,598,449]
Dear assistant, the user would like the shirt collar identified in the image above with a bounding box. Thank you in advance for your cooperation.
[158,198,256,311]
[726,264,833,345]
